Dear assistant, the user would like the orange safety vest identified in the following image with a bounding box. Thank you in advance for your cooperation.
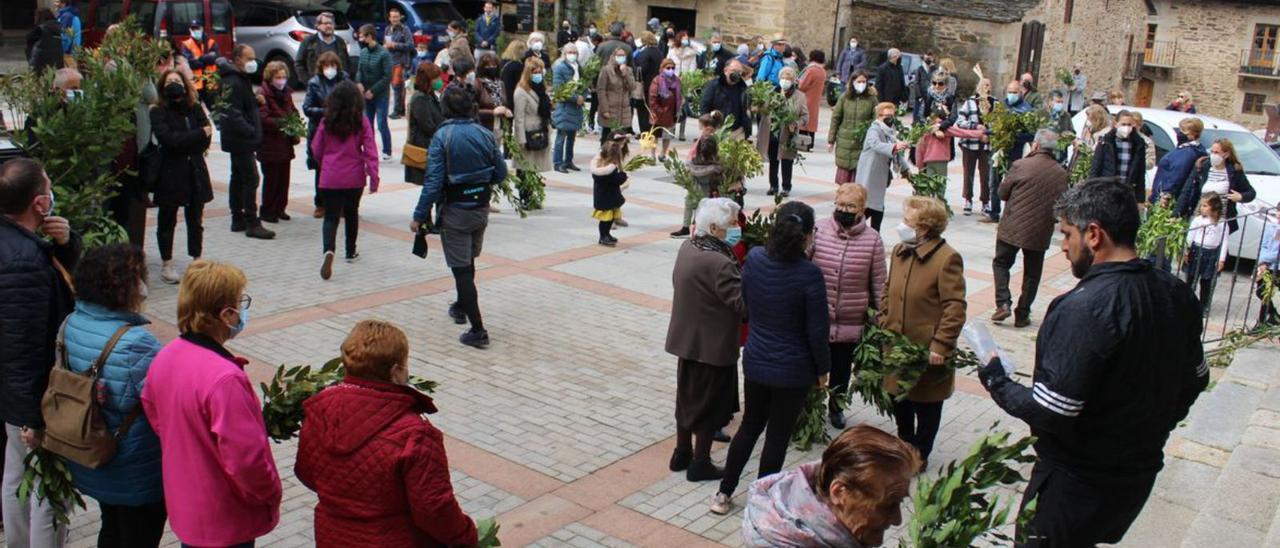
[182,37,216,90]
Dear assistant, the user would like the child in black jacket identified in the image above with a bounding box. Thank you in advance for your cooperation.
[591,133,630,246]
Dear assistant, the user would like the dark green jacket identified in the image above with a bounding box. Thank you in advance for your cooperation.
[828,92,878,170]
[357,44,392,98]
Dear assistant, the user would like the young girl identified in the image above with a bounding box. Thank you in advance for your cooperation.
[671,111,725,238]
[311,81,380,280]
[592,133,630,247]
[1184,192,1228,315]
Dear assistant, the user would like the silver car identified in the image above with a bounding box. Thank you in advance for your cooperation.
[231,0,361,86]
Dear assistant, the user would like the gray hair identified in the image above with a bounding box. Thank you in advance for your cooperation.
[1034,128,1058,150]
[693,198,742,237]
[53,68,82,91]
[316,11,334,24]
[887,48,901,59]
[736,44,749,56]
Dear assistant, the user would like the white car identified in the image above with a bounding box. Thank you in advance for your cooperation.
[1071,106,1279,260]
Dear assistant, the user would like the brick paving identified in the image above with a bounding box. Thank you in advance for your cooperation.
[5,92,1162,547]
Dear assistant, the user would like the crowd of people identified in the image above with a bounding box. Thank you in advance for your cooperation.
[5,6,1280,548]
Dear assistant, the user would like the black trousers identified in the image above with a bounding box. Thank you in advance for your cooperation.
[320,188,362,257]
[1017,462,1155,547]
[828,342,856,414]
[98,500,167,548]
[992,239,1046,316]
[892,399,943,460]
[864,208,884,232]
[718,380,809,495]
[767,134,793,192]
[106,191,147,247]
[156,203,205,261]
[228,151,261,225]
[636,99,652,135]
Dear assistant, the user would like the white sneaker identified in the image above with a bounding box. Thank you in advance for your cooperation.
[160,261,180,285]
[709,492,732,515]
[381,153,392,161]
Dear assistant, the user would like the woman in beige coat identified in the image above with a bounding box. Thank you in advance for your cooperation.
[879,195,966,468]
[595,47,641,143]
[513,57,553,173]
[757,67,808,197]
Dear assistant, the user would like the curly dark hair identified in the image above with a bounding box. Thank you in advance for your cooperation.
[323,80,365,138]
[73,243,148,312]
[767,201,815,261]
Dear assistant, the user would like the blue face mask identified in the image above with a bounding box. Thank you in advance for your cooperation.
[723,227,742,246]
[531,73,544,84]
[227,306,249,338]
[1052,102,1064,113]
[1006,93,1020,105]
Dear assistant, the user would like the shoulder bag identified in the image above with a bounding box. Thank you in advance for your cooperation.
[41,322,141,469]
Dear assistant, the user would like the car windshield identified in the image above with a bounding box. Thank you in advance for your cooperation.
[1203,129,1280,176]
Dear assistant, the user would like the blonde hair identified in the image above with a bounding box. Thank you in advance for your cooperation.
[518,57,545,91]
[501,39,527,62]
[1084,104,1110,134]
[1179,117,1204,139]
[1213,138,1244,171]
[262,60,289,83]
[779,67,797,81]
[939,58,956,74]
[1107,90,1125,104]
[177,261,246,335]
[641,31,658,47]
[341,320,410,381]
[904,196,949,238]
[874,101,896,117]
[835,183,867,212]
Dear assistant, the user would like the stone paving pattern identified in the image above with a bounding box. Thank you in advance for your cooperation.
[4,91,1274,547]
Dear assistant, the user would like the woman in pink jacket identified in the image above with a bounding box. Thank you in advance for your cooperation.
[142,260,282,548]
[914,116,987,178]
[809,183,886,429]
[311,80,381,281]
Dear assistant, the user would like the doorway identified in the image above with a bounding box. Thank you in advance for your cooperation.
[649,6,696,35]
[1136,78,1154,107]
[1016,20,1044,83]
[2,0,38,30]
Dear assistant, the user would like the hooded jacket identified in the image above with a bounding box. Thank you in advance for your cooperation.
[743,462,860,547]
[295,376,477,547]
[1150,140,1207,203]
[811,216,887,343]
[216,60,263,153]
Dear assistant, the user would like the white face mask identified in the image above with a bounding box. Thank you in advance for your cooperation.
[853,82,867,93]
[615,55,627,66]
[849,41,857,49]
[634,38,644,47]
[243,60,258,74]
[531,41,544,51]
[681,39,690,46]
[1115,125,1133,138]
[323,67,338,80]
[1210,153,1225,167]
[895,222,917,244]
[191,30,203,41]
[779,79,793,90]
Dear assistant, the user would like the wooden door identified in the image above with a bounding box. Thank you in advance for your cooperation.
[1017,21,1045,83]
[1136,78,1154,107]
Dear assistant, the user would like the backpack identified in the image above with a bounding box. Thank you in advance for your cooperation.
[40,322,141,469]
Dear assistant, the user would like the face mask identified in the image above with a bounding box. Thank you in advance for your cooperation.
[566,53,578,63]
[531,41,544,51]
[191,30,203,41]
[663,68,675,77]
[226,306,249,339]
[681,39,690,46]
[727,72,742,84]
[834,210,858,228]
[417,49,430,58]
[466,72,477,85]
[244,60,259,74]
[1006,92,1019,104]
[881,115,894,125]
[64,89,82,102]
[323,67,338,79]
[634,38,644,47]
[853,82,867,93]
[779,79,793,90]
[432,78,443,91]
[1210,153,1225,167]
[1052,102,1064,113]
[723,227,742,246]
[756,44,764,51]
[479,67,498,78]
[895,222,917,244]
[164,82,186,99]
[359,41,370,49]
[1115,125,1133,138]
[850,41,858,49]
[531,73,544,84]
[589,27,598,36]
[447,31,457,39]
[615,55,627,66]
[42,189,55,216]
[271,78,288,90]
[712,42,721,51]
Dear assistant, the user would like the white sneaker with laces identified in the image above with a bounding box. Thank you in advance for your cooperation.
[160,261,180,285]
[709,492,732,515]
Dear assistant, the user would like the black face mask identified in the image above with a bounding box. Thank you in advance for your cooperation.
[727,72,742,84]
[1175,129,1189,145]
[479,67,498,79]
[834,210,859,228]
[164,82,186,100]
[882,115,895,125]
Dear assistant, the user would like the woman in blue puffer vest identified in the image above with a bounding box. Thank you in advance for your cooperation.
[63,243,166,547]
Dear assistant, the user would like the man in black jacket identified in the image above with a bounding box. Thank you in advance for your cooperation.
[217,45,274,239]
[876,48,907,107]
[634,31,665,135]
[1089,110,1148,203]
[702,33,735,75]
[979,178,1208,547]
[0,158,81,540]
[700,60,752,140]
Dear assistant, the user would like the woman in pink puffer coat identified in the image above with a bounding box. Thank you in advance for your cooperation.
[809,183,887,429]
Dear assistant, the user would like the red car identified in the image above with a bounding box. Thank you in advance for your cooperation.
[80,0,235,56]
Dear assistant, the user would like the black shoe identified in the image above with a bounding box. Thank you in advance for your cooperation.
[669,448,692,472]
[555,165,570,173]
[345,252,360,264]
[390,113,404,120]
[598,236,617,247]
[766,188,778,196]
[447,303,467,325]
[245,225,276,240]
[779,190,790,198]
[459,329,490,349]
[712,428,731,443]
[278,212,292,221]
[670,227,691,239]
[231,218,246,232]
[829,411,846,429]
[261,215,279,224]
[565,164,581,172]
[1014,313,1031,328]
[686,459,725,482]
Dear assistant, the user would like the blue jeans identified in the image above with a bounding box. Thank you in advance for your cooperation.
[364,93,391,156]
[553,129,576,168]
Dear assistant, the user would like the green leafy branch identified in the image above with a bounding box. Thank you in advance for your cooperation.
[496,118,545,216]
[19,448,86,527]
[791,386,850,451]
[852,311,980,417]
[679,70,711,116]
[476,517,502,547]
[1206,323,1280,369]
[1136,198,1190,259]
[1055,67,1075,87]
[280,110,309,139]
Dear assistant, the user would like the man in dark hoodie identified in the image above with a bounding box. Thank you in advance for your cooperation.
[217,45,275,239]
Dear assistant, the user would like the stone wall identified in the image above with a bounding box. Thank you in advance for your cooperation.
[1145,0,1280,128]
[603,0,838,64]
[1021,0,1148,103]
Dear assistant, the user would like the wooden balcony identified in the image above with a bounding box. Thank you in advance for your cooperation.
[1143,40,1177,68]
[1240,49,1280,79]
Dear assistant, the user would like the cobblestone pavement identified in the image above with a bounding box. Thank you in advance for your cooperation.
[8,93,1222,547]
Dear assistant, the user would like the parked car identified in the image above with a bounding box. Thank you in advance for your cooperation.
[1072,105,1280,260]
[82,0,235,56]
[339,0,463,52]
[230,0,360,86]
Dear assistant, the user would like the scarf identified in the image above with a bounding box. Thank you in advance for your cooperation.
[658,72,679,100]
[530,82,551,121]
[691,234,734,260]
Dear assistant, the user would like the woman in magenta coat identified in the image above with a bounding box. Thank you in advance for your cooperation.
[310,80,380,280]
[257,60,300,223]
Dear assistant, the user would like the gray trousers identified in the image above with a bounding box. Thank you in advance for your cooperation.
[3,423,67,548]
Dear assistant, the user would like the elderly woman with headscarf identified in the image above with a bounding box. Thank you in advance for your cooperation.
[665,198,745,482]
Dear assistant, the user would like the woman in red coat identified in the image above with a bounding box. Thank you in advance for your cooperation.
[295,320,478,547]
[258,61,300,223]
[647,58,681,158]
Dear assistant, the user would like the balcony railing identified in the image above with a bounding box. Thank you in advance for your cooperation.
[1143,40,1177,67]
[1123,51,1143,80]
[1241,48,1280,77]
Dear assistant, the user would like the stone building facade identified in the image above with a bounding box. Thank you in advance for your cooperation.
[602,0,841,63]
[1145,0,1280,128]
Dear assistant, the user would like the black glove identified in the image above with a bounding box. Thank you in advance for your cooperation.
[978,357,1006,388]
[200,52,218,66]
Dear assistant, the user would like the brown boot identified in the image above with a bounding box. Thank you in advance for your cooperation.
[991,305,1011,322]
[313,206,325,218]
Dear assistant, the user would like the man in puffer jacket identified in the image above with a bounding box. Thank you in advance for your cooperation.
[216,46,275,240]
[809,183,885,429]
[296,320,478,547]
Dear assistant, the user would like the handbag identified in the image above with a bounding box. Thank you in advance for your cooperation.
[796,130,815,152]
[525,124,549,151]
[41,323,141,469]
[401,143,428,169]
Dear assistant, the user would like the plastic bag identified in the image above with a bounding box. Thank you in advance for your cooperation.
[962,321,1016,376]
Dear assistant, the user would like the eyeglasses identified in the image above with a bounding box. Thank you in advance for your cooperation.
[238,294,252,311]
